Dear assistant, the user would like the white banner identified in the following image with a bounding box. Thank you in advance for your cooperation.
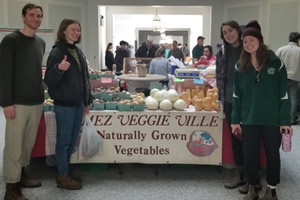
[71,110,223,165]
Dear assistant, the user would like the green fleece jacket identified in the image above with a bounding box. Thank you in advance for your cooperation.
[231,51,291,126]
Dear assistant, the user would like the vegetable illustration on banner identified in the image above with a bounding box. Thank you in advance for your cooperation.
[186,131,218,157]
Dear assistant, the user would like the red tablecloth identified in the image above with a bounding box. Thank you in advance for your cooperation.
[31,113,46,157]
[222,119,266,166]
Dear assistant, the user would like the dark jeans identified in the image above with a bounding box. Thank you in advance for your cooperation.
[54,105,84,175]
[288,79,299,122]
[224,102,244,166]
[242,125,281,186]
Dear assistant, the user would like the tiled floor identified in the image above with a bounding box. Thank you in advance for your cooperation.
[0,107,299,200]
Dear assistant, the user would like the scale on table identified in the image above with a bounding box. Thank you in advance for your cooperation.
[175,68,201,79]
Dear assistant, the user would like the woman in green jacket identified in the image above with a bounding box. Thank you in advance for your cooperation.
[231,20,293,200]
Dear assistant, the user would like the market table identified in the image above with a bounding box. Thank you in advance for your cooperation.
[32,109,267,166]
[118,74,166,94]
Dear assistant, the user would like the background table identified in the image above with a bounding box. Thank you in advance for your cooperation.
[118,74,166,94]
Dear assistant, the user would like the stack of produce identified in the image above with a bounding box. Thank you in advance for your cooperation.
[145,89,186,111]
[179,86,219,111]
[43,98,54,112]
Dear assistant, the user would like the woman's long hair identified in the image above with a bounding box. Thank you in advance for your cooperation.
[220,20,242,48]
[155,47,166,58]
[219,20,243,73]
[106,43,112,51]
[56,18,81,44]
[239,41,271,72]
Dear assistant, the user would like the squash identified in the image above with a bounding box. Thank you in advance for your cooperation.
[179,92,189,108]
[203,97,213,111]
[195,99,203,111]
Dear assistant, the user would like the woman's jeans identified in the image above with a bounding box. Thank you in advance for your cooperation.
[54,105,84,175]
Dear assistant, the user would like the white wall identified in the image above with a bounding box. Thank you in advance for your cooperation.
[1,0,299,69]
[223,0,300,51]
[0,0,88,65]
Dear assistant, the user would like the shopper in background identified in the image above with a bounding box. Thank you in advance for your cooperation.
[194,45,216,67]
[115,40,129,73]
[149,48,171,88]
[105,42,114,71]
[135,40,157,59]
[276,32,300,125]
[168,40,185,62]
[216,20,250,193]
[44,18,93,190]
[165,43,172,58]
[231,20,293,200]
[182,43,190,57]
[192,36,205,59]
[0,3,45,200]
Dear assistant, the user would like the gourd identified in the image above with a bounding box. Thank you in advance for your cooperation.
[203,97,213,111]
[179,92,189,108]
[212,93,219,110]
[198,89,205,99]
[195,99,203,111]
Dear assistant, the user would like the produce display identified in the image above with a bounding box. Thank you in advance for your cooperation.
[88,68,115,80]
[92,87,145,111]
[146,89,186,111]
[178,86,219,111]
[43,98,54,111]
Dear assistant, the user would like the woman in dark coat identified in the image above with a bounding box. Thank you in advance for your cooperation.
[44,18,93,190]
[105,42,114,71]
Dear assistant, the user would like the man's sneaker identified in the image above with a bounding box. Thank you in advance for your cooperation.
[239,182,262,194]
[242,185,258,200]
[261,187,278,200]
[56,174,82,190]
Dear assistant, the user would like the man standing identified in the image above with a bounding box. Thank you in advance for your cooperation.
[115,40,129,73]
[276,32,300,125]
[135,40,158,58]
[0,3,45,200]
[168,40,185,62]
[192,36,205,59]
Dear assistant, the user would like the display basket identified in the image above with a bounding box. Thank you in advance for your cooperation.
[105,103,117,110]
[118,104,131,111]
[101,93,114,101]
[92,103,105,110]
[43,104,53,112]
[132,104,145,111]
[89,74,98,80]
[119,93,131,99]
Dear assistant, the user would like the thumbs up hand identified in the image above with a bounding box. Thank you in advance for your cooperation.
[58,55,70,71]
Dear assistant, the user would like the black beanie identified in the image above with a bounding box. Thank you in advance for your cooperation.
[242,20,263,42]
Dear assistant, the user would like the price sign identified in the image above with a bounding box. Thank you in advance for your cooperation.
[101,77,112,83]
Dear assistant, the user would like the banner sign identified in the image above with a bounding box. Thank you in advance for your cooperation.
[71,110,223,165]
